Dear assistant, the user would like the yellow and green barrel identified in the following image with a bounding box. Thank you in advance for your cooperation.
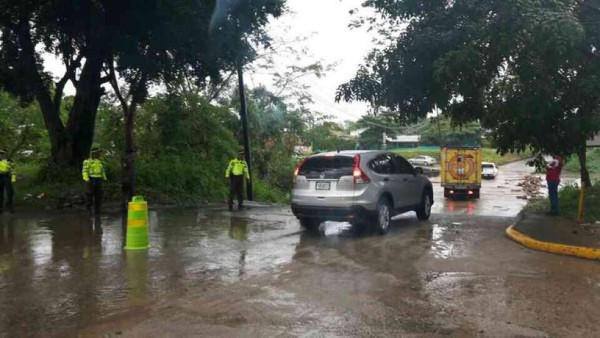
[125,196,149,250]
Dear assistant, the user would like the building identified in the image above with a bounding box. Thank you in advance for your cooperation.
[588,133,600,147]
[384,133,421,148]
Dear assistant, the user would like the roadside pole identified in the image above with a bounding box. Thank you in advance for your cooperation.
[579,133,600,222]
[578,184,586,223]
[238,63,254,201]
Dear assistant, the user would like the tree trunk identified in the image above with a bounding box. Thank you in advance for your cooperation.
[121,105,137,212]
[577,147,592,188]
[237,64,254,201]
[64,55,106,164]
[16,19,69,163]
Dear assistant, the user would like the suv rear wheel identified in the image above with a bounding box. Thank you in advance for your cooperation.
[373,198,391,235]
[416,190,432,220]
[299,218,322,231]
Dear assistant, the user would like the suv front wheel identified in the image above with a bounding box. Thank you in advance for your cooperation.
[373,198,391,235]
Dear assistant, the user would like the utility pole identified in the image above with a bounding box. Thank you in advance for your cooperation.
[435,105,442,146]
[238,63,253,201]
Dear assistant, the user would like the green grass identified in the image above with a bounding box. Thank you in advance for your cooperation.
[523,182,600,223]
[393,147,531,166]
[564,148,600,179]
[253,179,289,203]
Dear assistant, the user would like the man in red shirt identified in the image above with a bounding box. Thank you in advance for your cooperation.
[546,155,563,216]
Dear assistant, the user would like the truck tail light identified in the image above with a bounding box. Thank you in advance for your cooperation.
[353,155,370,184]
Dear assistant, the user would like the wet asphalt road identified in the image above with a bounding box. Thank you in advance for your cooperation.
[1,161,600,337]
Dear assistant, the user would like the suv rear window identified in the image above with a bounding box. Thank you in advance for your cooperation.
[482,164,494,169]
[298,156,354,179]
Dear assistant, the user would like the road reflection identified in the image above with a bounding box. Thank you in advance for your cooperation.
[442,201,477,215]
[229,215,249,278]
[125,250,149,306]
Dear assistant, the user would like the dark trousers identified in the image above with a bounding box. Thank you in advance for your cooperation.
[86,178,103,213]
[0,174,13,212]
[229,175,244,209]
[547,180,560,215]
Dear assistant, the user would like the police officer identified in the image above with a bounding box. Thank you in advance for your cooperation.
[82,146,107,214]
[0,150,15,214]
[225,150,250,211]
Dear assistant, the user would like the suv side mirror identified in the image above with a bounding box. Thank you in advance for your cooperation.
[414,167,424,175]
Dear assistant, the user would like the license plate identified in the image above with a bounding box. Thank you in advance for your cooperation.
[315,182,330,190]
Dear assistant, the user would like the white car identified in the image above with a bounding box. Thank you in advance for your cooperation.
[482,162,498,179]
[408,155,437,167]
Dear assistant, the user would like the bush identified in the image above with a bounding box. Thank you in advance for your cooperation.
[15,151,292,208]
[557,183,600,223]
[13,158,122,208]
[135,154,229,204]
[564,148,600,175]
[253,179,289,203]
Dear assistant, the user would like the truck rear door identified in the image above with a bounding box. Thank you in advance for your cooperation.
[442,148,481,188]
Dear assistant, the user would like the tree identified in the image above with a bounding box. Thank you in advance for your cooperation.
[0,91,47,159]
[338,0,600,186]
[0,0,284,167]
[418,117,483,147]
[302,119,354,152]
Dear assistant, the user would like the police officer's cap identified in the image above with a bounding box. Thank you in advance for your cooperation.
[238,149,245,154]
[91,147,102,153]
[0,150,5,154]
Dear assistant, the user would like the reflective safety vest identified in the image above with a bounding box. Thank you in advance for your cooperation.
[82,158,107,181]
[225,159,250,179]
[0,160,16,183]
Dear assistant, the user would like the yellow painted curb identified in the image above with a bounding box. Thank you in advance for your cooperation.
[506,224,600,261]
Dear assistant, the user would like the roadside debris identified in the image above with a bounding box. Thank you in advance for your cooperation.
[517,175,544,200]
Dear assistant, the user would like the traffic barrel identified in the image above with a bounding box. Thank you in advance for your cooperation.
[125,196,149,250]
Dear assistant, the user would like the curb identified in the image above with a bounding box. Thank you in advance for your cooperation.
[505,224,600,261]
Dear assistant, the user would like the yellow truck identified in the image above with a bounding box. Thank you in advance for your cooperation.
[440,147,482,199]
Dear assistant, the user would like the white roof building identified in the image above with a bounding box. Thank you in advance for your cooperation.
[382,132,421,144]
[385,135,421,143]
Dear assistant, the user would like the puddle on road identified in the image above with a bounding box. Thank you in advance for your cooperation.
[421,271,500,306]
[431,224,455,259]
[0,208,303,335]
[425,222,478,260]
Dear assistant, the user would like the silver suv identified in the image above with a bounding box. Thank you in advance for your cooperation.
[291,150,434,234]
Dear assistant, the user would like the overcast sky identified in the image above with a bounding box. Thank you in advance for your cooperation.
[252,0,375,122]
[44,0,376,122]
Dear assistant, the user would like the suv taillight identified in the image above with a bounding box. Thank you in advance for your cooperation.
[293,158,306,183]
[353,154,370,184]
